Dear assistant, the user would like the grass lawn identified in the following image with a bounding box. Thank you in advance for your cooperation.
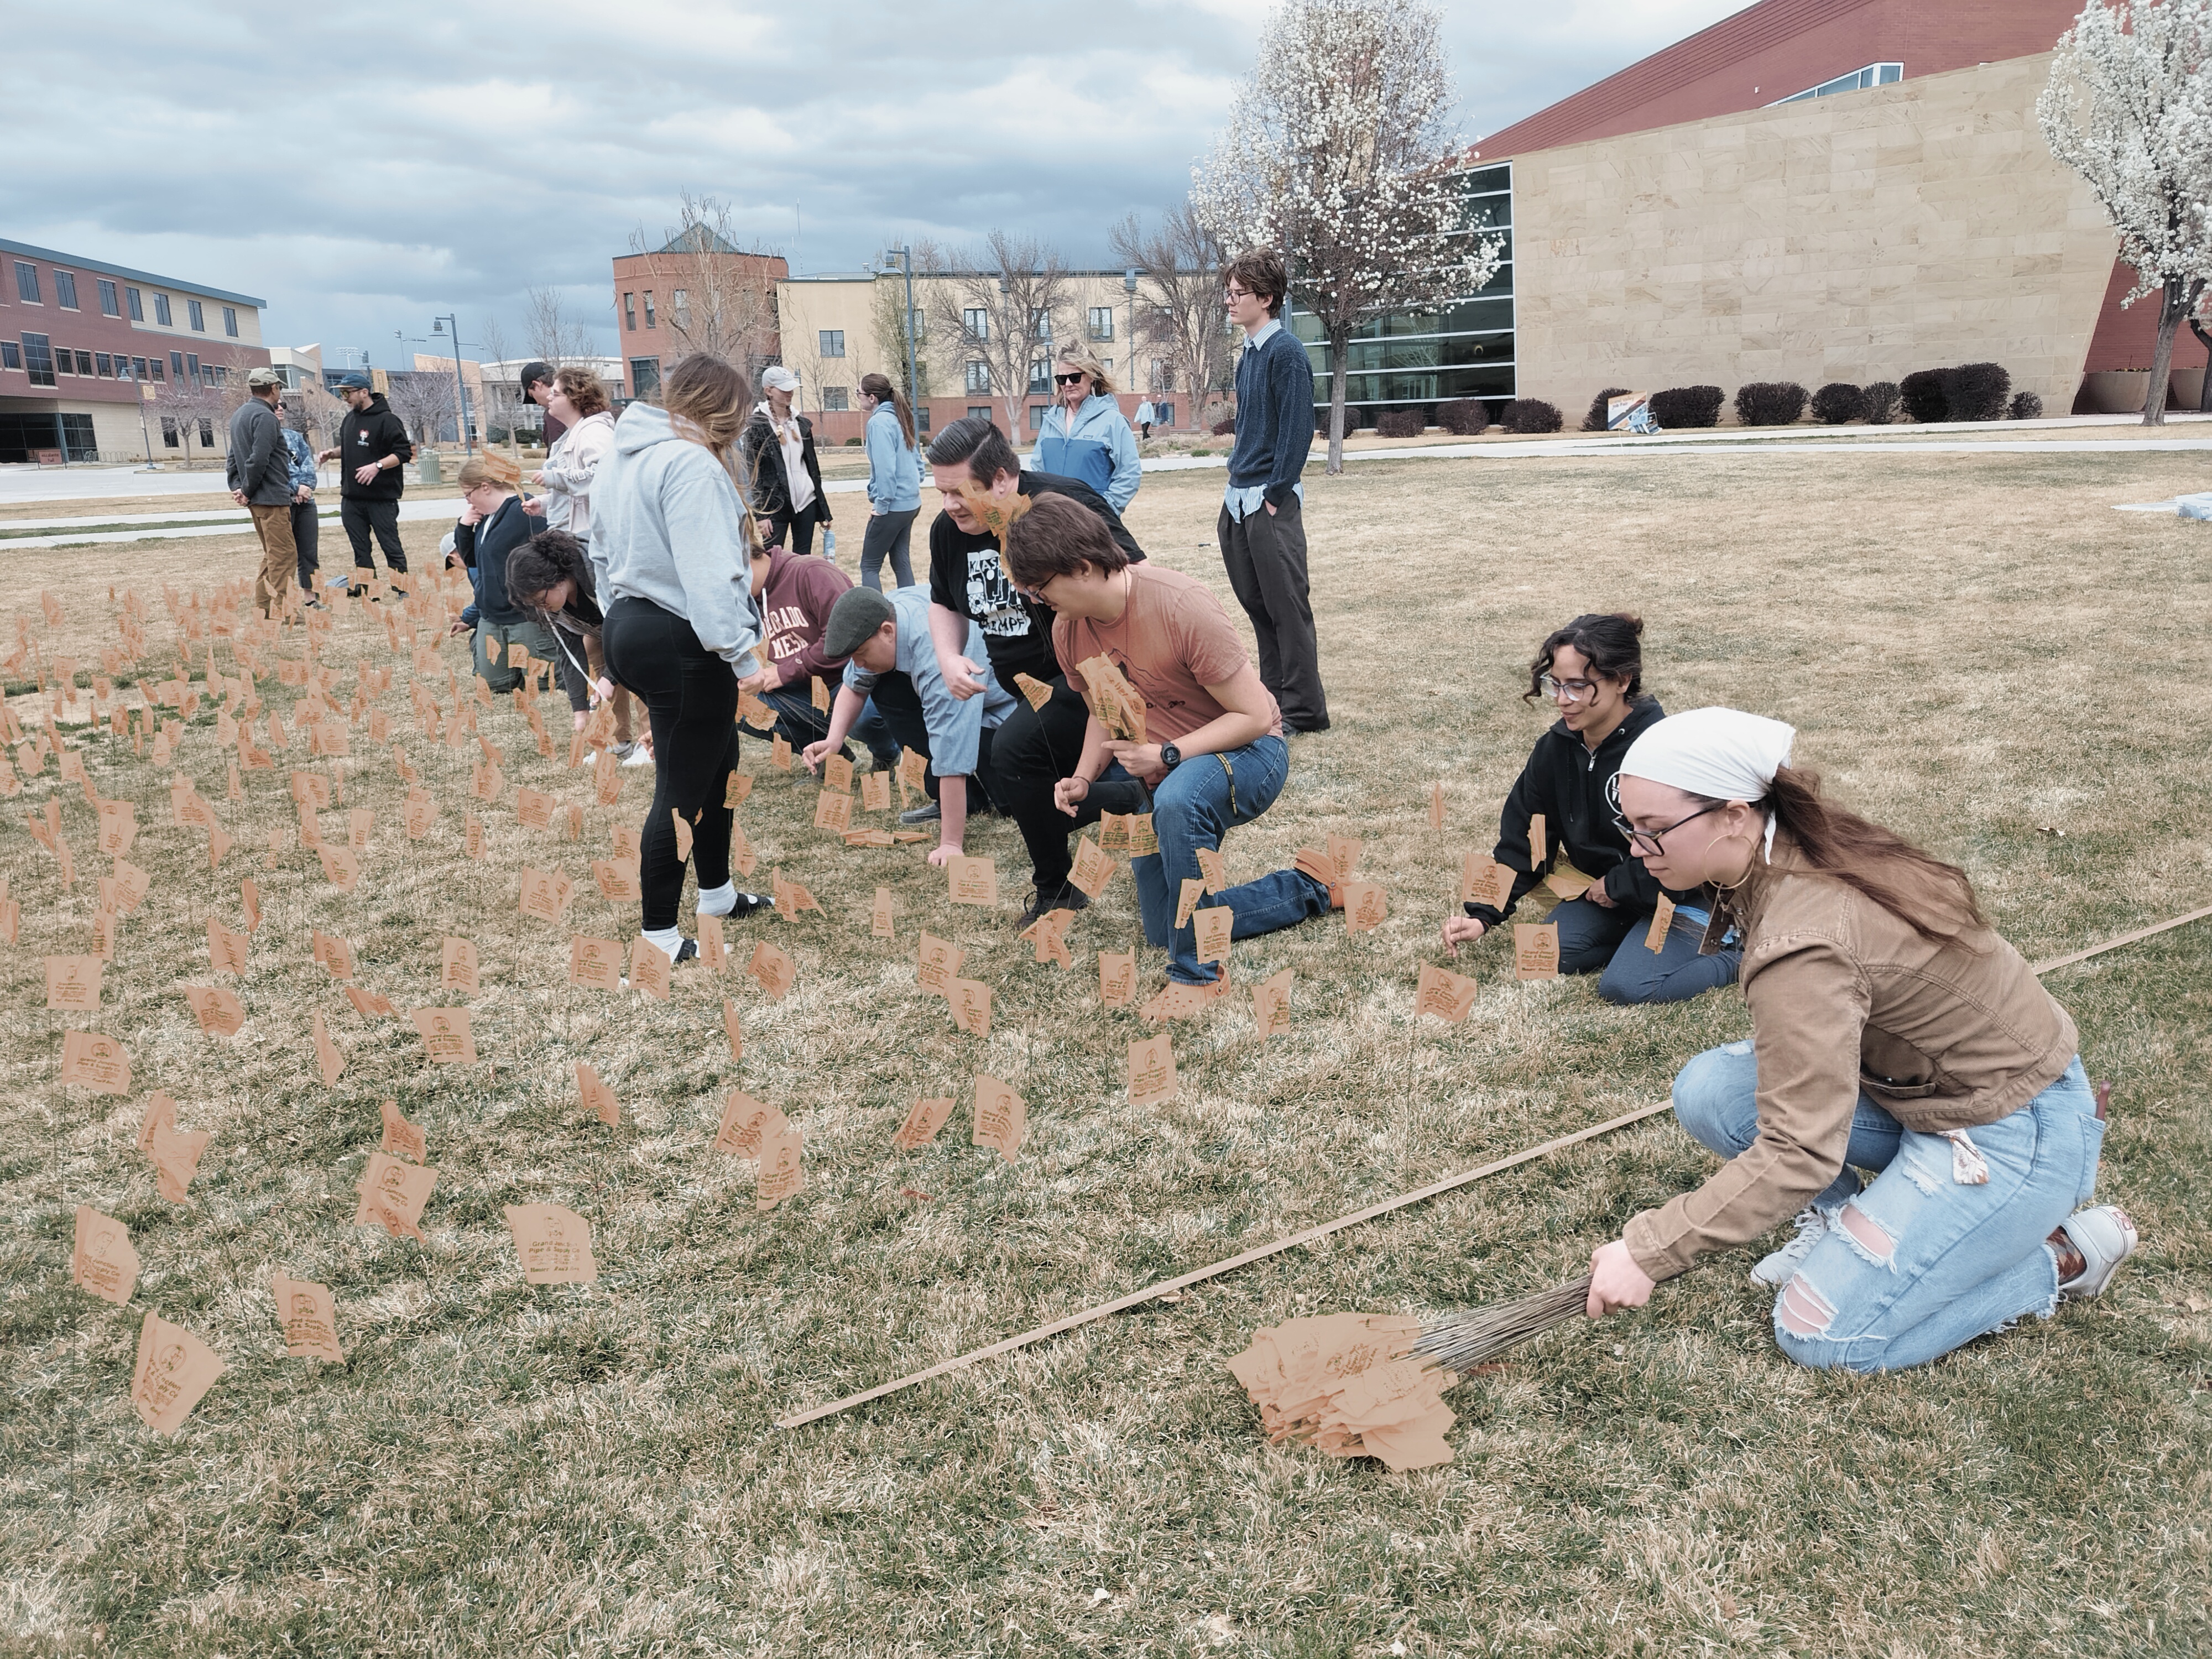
[4,445,2210,1657]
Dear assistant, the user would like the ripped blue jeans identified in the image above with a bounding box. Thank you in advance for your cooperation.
[1672,1044,2103,1373]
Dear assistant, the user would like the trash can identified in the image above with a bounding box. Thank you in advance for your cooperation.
[418,450,442,486]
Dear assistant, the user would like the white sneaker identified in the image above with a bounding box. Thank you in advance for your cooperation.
[1751,1208,1832,1287]
[2056,1205,2137,1300]
[622,745,655,768]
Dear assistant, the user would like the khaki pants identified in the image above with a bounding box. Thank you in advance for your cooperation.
[249,503,299,617]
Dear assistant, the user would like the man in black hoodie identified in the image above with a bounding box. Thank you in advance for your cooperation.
[318,371,414,594]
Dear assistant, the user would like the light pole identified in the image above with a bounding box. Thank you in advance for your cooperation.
[1123,267,1140,426]
[431,316,474,456]
[880,246,923,455]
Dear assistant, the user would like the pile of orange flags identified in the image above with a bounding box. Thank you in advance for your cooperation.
[1225,1313,1457,1472]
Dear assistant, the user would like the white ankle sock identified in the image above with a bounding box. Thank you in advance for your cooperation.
[696,881,738,916]
[640,925,682,959]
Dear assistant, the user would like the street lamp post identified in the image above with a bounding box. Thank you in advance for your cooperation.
[431,316,474,456]
[1123,268,1140,427]
[880,246,922,455]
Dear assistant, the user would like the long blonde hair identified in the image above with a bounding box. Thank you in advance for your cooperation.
[1055,345,1115,398]
[661,353,761,550]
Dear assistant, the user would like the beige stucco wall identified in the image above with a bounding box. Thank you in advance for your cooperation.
[1506,53,2118,414]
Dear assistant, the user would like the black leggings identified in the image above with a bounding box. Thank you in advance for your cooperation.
[601,596,739,931]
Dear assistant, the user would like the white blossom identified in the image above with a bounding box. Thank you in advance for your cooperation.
[1192,0,1502,469]
[2038,0,2212,422]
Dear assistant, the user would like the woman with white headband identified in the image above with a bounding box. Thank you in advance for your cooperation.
[1586,706,2136,1371]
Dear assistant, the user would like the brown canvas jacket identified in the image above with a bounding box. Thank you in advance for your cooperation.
[1624,846,2078,1282]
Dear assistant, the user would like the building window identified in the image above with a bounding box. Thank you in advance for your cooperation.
[964,360,990,393]
[818,330,845,358]
[1088,306,1114,340]
[916,404,931,432]
[1027,403,1048,432]
[623,292,637,331]
[963,307,988,341]
[967,405,993,423]
[1028,359,1051,394]
[132,356,148,379]
[1773,61,1903,105]
[186,352,199,382]
[223,307,238,337]
[96,353,113,377]
[97,279,120,316]
[1,341,19,371]
[55,272,80,310]
[14,262,40,304]
[822,385,849,410]
[643,291,656,330]
[23,333,55,387]
[76,350,95,376]
[126,286,144,321]
[162,417,180,448]
[629,357,661,399]
[1101,358,1113,377]
[154,293,173,326]
[188,299,205,331]
[199,418,215,448]
[149,356,164,382]
[170,350,184,380]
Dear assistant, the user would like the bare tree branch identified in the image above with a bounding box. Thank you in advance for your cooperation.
[928,229,1072,435]
[628,194,780,381]
[1110,204,1234,426]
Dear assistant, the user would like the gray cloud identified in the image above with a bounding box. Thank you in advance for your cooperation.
[1,1,1753,360]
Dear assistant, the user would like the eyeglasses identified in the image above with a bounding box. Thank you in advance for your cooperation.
[1538,674,1600,703]
[1611,803,1726,857]
[1053,371,1088,385]
[1224,287,1252,300]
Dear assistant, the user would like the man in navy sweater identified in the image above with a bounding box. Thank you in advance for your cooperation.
[1218,248,1329,733]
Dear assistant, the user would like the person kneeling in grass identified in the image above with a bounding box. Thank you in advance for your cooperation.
[1441,612,1738,1004]
[1004,493,1290,993]
[1587,706,2136,1369]
[450,457,559,695]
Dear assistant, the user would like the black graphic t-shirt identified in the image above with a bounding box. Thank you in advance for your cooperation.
[927,470,1145,689]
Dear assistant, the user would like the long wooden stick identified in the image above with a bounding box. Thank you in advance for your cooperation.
[776,904,2212,1430]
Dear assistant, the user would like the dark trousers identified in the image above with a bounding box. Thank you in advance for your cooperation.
[601,597,739,932]
[765,499,823,557]
[1218,495,1327,729]
[742,685,900,769]
[986,675,1093,891]
[859,508,917,589]
[340,496,409,577]
[290,498,320,592]
[1548,895,1741,1005]
[868,671,995,807]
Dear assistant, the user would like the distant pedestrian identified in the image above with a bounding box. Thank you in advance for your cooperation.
[317,371,414,596]
[518,360,562,447]
[858,371,920,591]
[1219,247,1327,733]
[278,401,322,608]
[1135,397,1156,440]
[1029,347,1141,512]
[226,367,298,619]
[739,365,830,557]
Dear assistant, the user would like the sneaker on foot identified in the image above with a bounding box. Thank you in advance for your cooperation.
[673,937,699,964]
[1018,884,1091,929]
[1751,1208,1833,1288]
[2054,1204,2137,1299]
[900,801,942,825]
[621,744,655,768]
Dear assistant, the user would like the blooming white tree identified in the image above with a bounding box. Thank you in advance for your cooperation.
[2038,0,2212,425]
[1193,0,1503,471]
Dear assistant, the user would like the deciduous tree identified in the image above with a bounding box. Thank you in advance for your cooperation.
[931,229,1070,437]
[1109,205,1234,427]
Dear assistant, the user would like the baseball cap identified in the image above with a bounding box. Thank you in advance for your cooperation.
[519,359,555,388]
[246,367,283,389]
[822,586,895,660]
[336,372,371,390]
[761,366,801,393]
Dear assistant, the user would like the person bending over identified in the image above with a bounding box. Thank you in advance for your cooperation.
[1587,706,2136,1369]
[505,529,633,742]
[807,585,1013,869]
[593,353,774,961]
[1005,494,1288,992]
[450,458,559,696]
[921,414,1146,921]
[738,541,899,772]
[1439,613,1738,1005]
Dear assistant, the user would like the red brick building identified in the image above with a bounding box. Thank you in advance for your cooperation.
[611,229,786,401]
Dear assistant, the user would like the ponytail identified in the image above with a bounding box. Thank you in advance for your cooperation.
[860,371,916,448]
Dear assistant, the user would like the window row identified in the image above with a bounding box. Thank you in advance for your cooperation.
[623,291,658,331]
[8,260,234,333]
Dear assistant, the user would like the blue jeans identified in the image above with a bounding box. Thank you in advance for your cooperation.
[1672,1044,2103,1373]
[1133,735,1291,983]
[1552,895,1741,1005]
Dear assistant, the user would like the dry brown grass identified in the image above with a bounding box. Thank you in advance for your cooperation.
[4,444,2210,1657]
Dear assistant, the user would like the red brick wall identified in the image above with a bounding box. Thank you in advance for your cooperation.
[2080,259,2211,375]
[0,254,265,404]
[1479,0,2083,159]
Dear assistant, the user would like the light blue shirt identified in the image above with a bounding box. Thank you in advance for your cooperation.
[1027,393,1141,512]
[1223,318,1303,521]
[864,402,921,513]
[841,583,1013,778]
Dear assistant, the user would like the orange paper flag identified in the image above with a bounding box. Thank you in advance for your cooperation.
[1253,968,1293,1039]
[713,1089,786,1159]
[379,1098,428,1162]
[756,1124,805,1210]
[181,983,246,1037]
[1128,1034,1178,1109]
[1342,880,1389,935]
[354,1151,436,1239]
[696,911,726,973]
[916,932,963,998]
[207,917,250,976]
[269,1270,344,1361]
[1415,962,1479,1022]
[747,940,797,999]
[519,865,577,922]
[576,1061,620,1126]
[312,1011,345,1085]
[1644,895,1677,953]
[1513,922,1561,980]
[948,854,998,907]
[1192,905,1233,964]
[893,1095,954,1151]
[948,977,993,1039]
[723,998,744,1059]
[72,1206,139,1305]
[1099,950,1136,1008]
[871,885,895,939]
[129,1311,226,1435]
[627,936,671,1000]
[441,936,479,997]
[46,954,102,1013]
[505,1203,598,1283]
[61,1030,133,1094]
[147,1119,212,1202]
[972,1074,1027,1164]
[1174,877,1206,929]
[411,1007,477,1063]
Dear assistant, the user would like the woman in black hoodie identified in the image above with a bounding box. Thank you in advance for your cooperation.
[1442,613,1739,1004]
[450,457,559,694]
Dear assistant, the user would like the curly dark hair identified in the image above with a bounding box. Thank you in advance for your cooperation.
[507,528,596,612]
[1523,613,1645,702]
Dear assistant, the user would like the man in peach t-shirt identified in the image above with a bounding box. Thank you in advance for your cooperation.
[1005,493,1332,993]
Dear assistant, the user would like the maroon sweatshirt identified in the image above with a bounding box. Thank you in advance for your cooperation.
[759,547,855,690]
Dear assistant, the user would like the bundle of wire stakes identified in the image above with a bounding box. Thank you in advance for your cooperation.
[1412,1274,1596,1371]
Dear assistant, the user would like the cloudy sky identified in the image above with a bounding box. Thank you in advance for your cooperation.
[3,0,1754,365]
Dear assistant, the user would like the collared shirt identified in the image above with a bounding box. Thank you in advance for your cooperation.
[1223,318,1303,521]
[841,583,1013,777]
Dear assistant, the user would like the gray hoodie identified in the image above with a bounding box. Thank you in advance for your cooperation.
[592,401,764,669]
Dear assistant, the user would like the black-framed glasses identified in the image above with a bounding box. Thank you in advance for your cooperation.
[1612,802,1725,857]
[1224,286,1252,300]
[1053,371,1087,385]
[1538,673,1599,703]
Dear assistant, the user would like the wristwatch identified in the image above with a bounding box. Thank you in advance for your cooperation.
[1159,743,1181,768]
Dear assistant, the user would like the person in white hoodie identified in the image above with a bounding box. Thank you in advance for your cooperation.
[1027,347,1141,513]
[524,366,641,758]
[593,353,773,961]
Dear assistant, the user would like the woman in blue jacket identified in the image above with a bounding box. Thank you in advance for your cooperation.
[859,372,921,591]
[1029,348,1141,513]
